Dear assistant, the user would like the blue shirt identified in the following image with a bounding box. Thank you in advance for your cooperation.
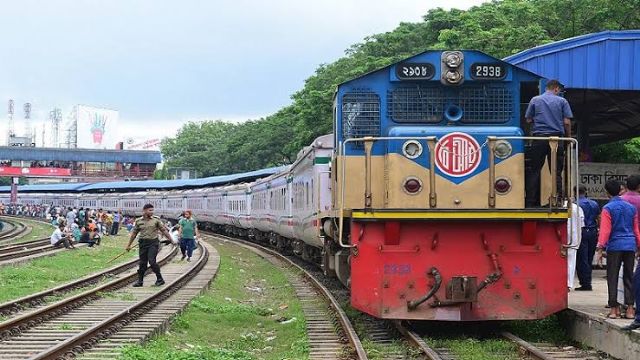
[525,90,573,135]
[602,196,638,252]
[578,196,600,228]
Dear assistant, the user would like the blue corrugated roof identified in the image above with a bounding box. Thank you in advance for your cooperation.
[0,147,161,163]
[0,166,286,193]
[505,30,640,90]
[71,166,286,192]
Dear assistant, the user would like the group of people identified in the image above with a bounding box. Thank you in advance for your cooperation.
[567,177,640,331]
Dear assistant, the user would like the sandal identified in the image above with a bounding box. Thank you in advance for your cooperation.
[606,313,620,319]
[625,309,636,319]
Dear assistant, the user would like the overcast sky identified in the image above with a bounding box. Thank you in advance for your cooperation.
[0,0,486,144]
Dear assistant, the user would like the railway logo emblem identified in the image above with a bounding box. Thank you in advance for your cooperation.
[435,132,481,177]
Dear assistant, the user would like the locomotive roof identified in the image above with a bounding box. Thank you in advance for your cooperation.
[335,49,544,91]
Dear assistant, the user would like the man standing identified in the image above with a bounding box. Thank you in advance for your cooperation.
[178,210,199,262]
[575,185,600,290]
[65,207,76,230]
[125,204,173,287]
[111,210,122,235]
[567,199,585,290]
[524,79,573,207]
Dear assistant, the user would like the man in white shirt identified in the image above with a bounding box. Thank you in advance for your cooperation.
[567,201,585,290]
[50,224,74,249]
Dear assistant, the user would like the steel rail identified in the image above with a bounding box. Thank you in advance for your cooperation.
[206,232,368,360]
[0,241,60,262]
[32,242,208,359]
[0,249,147,317]
[0,238,49,255]
[0,218,29,242]
[0,245,179,340]
[393,321,443,360]
[500,331,555,360]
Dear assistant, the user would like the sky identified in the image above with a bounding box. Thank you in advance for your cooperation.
[0,0,486,146]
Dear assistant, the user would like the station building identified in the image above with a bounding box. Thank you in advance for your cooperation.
[0,146,161,182]
[505,30,640,199]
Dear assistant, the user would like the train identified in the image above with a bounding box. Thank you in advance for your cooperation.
[2,50,578,321]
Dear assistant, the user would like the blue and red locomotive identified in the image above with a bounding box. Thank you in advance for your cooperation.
[7,50,578,322]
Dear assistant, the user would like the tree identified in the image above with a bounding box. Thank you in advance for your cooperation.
[162,0,640,173]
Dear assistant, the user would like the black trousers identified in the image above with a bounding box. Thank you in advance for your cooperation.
[525,139,565,207]
[606,251,635,307]
[576,228,598,287]
[138,240,162,281]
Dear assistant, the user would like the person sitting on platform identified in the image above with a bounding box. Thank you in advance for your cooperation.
[50,224,75,249]
[596,179,640,319]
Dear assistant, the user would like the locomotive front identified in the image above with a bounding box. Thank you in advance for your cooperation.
[330,50,577,321]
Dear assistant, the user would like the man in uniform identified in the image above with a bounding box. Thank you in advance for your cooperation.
[524,79,573,207]
[125,204,173,287]
[575,184,600,291]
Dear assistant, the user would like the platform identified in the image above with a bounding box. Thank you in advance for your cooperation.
[565,269,640,360]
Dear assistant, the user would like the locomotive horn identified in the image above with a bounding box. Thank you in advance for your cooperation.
[444,104,463,122]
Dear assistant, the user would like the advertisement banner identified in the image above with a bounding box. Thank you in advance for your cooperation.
[123,137,161,151]
[579,162,640,200]
[0,167,72,177]
[76,105,119,149]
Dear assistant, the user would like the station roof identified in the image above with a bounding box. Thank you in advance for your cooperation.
[504,30,640,90]
[0,147,161,164]
[505,30,640,145]
[0,166,286,193]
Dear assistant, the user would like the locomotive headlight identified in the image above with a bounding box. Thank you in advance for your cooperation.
[494,140,512,159]
[403,177,423,195]
[444,52,462,68]
[494,177,512,194]
[402,140,423,159]
[445,70,462,84]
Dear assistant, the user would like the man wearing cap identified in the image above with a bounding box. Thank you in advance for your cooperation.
[125,203,173,287]
[524,79,574,207]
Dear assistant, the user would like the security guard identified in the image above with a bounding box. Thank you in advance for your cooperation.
[125,203,173,287]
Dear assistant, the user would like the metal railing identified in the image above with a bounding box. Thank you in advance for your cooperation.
[336,135,579,248]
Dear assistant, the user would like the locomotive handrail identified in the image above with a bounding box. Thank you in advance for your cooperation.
[339,136,437,248]
[494,135,579,247]
[338,135,579,249]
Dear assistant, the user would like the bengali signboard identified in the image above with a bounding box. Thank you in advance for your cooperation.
[0,167,71,177]
[76,105,119,149]
[123,137,161,151]
[579,162,640,200]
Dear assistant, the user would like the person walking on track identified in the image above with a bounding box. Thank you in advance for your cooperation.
[125,204,173,287]
[178,209,199,262]
[575,185,600,291]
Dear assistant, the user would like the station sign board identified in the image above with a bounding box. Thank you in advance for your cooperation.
[0,167,71,177]
[579,162,640,200]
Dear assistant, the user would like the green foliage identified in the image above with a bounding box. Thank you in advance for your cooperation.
[0,177,28,186]
[162,0,640,174]
[592,138,640,163]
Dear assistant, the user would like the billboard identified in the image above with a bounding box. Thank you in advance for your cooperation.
[123,137,161,151]
[0,167,71,177]
[76,105,119,149]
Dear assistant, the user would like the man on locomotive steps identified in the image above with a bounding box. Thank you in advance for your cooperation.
[524,79,573,207]
[125,203,173,287]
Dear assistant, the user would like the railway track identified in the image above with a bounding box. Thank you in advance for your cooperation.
[0,218,30,244]
[0,241,215,359]
[208,232,616,360]
[205,232,367,360]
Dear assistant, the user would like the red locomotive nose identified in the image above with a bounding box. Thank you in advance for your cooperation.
[404,179,421,193]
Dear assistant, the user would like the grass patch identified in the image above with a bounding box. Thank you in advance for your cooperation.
[426,337,518,360]
[0,232,136,304]
[119,239,308,360]
[3,218,54,244]
[506,314,573,344]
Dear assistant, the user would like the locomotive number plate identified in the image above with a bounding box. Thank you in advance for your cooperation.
[470,63,507,80]
[395,62,435,80]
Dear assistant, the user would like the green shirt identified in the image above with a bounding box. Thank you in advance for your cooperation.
[179,218,197,239]
[134,216,164,241]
